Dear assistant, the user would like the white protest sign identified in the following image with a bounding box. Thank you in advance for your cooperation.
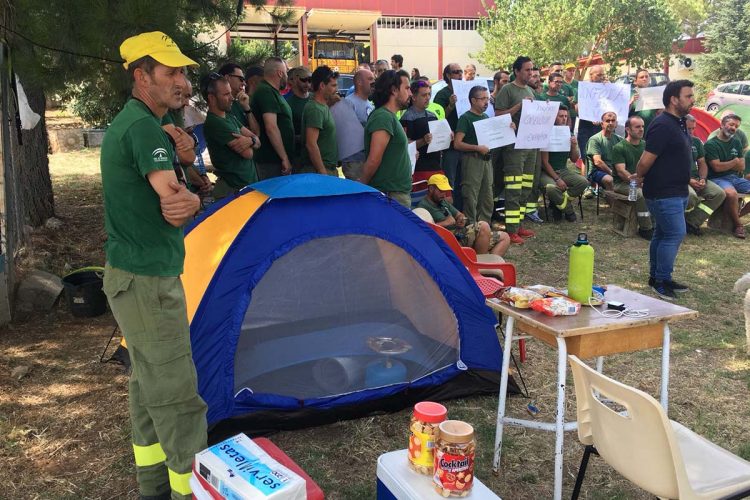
[634,85,666,112]
[473,114,516,149]
[452,79,489,118]
[408,141,418,174]
[577,82,631,125]
[330,101,364,160]
[427,119,453,153]
[515,100,560,149]
[541,126,572,152]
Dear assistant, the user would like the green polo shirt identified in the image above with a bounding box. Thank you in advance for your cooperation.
[705,135,744,178]
[707,128,748,151]
[496,82,535,127]
[547,152,570,172]
[538,91,570,110]
[251,80,295,163]
[300,99,338,169]
[434,85,458,131]
[611,139,645,186]
[456,111,488,146]
[417,197,458,228]
[691,137,705,178]
[230,100,249,129]
[100,98,184,276]
[204,111,258,189]
[364,106,412,193]
[285,93,309,135]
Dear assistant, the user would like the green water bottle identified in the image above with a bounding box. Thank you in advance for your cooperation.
[568,233,594,304]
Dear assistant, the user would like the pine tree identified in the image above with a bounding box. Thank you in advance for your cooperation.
[696,0,750,89]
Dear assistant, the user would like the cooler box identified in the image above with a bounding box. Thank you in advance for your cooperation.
[376,450,501,500]
[190,434,324,500]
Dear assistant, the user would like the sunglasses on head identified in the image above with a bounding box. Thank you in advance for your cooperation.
[414,80,430,88]
[208,72,223,80]
[298,77,311,83]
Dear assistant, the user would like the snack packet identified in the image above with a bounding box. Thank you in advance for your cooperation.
[499,287,544,309]
[530,296,581,316]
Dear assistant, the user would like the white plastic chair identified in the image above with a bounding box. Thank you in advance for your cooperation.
[568,355,750,500]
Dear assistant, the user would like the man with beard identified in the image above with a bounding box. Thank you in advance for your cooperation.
[586,111,620,191]
[490,70,510,107]
[300,66,339,175]
[203,76,260,198]
[636,80,695,299]
[454,86,495,224]
[400,79,443,181]
[684,114,726,236]
[218,62,260,135]
[577,64,607,163]
[285,66,311,166]
[251,57,294,179]
[361,70,413,207]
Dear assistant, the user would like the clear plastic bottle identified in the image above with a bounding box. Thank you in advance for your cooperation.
[408,401,447,475]
[568,233,595,304]
[628,179,638,201]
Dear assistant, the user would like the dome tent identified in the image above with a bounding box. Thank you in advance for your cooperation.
[183,175,513,432]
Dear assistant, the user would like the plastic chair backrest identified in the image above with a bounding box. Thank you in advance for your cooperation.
[412,208,434,223]
[411,180,429,208]
[568,356,681,499]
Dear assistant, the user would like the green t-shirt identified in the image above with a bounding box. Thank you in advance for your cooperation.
[611,139,645,186]
[434,85,458,131]
[230,100,249,130]
[300,99,338,168]
[286,93,309,135]
[629,88,657,131]
[538,92,569,110]
[417,197,458,228]
[456,111,489,146]
[547,151,571,172]
[705,135,744,178]
[160,109,184,128]
[251,80,295,164]
[496,82,535,127]
[204,111,258,189]
[691,137,705,178]
[100,98,184,276]
[364,106,412,193]
[586,131,623,173]
[707,127,748,151]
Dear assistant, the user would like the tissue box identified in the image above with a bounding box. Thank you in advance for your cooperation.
[194,434,306,500]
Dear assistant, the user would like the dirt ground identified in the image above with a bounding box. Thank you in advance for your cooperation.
[0,149,748,499]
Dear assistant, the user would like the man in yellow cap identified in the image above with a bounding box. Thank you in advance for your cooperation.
[418,174,510,256]
[100,31,207,500]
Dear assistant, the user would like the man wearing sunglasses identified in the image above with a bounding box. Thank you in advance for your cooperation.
[434,63,465,209]
[285,66,312,166]
[218,62,260,136]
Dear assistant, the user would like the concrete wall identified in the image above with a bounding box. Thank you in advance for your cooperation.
[442,30,492,77]
[377,28,439,79]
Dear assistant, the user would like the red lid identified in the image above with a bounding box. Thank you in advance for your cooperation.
[413,401,447,423]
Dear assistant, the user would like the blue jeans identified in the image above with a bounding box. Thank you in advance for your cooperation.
[646,196,688,282]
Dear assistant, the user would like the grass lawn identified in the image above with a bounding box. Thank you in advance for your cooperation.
[0,148,748,499]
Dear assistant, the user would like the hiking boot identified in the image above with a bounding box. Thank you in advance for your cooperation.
[638,228,653,241]
[582,187,594,199]
[651,281,676,301]
[733,225,746,239]
[509,233,525,245]
[140,492,171,500]
[549,204,563,223]
[564,211,577,222]
[518,227,536,238]
[667,280,689,293]
[525,211,544,224]
[686,223,702,236]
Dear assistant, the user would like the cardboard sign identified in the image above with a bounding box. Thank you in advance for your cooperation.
[427,119,453,153]
[515,100,560,149]
[577,81,631,125]
[634,85,666,111]
[452,79,489,118]
[541,126,573,152]
[473,114,516,149]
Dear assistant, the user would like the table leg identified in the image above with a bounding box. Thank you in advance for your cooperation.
[595,356,604,373]
[553,337,567,500]
[660,323,671,411]
[493,315,515,474]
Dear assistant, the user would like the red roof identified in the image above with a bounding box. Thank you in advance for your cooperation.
[263,0,490,18]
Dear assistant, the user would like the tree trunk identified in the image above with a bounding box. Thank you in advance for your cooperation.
[9,82,54,227]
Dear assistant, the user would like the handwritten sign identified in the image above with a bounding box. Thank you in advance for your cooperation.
[577,82,631,125]
[427,119,453,153]
[408,141,418,174]
[541,126,572,152]
[515,100,560,149]
[473,114,516,149]
[634,85,666,112]
[452,79,489,118]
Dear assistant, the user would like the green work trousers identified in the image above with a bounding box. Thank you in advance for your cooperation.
[386,191,411,208]
[614,183,653,230]
[461,153,494,223]
[527,151,543,214]
[501,146,537,233]
[104,265,207,500]
[540,168,589,214]
[686,180,726,227]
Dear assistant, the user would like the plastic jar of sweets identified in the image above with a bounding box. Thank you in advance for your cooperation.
[407,401,447,475]
[433,420,476,497]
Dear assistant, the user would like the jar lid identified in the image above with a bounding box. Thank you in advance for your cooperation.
[439,420,474,443]
[413,401,447,423]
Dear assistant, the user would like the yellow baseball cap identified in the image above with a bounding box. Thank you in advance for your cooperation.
[427,174,453,191]
[120,31,199,70]
[564,63,577,70]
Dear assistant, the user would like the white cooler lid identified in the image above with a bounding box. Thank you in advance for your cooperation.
[191,473,214,500]
[376,449,501,499]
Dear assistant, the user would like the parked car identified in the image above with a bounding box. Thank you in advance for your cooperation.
[336,74,354,97]
[613,72,670,87]
[705,81,750,112]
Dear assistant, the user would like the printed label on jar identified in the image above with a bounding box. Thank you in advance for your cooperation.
[433,450,474,492]
[408,430,436,466]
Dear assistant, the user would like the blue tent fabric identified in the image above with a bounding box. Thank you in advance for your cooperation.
[188,176,502,425]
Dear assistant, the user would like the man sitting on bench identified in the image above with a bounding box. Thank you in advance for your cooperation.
[418,174,510,256]
[586,111,621,191]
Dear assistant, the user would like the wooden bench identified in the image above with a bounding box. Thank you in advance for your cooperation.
[707,192,750,233]
[603,190,638,237]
